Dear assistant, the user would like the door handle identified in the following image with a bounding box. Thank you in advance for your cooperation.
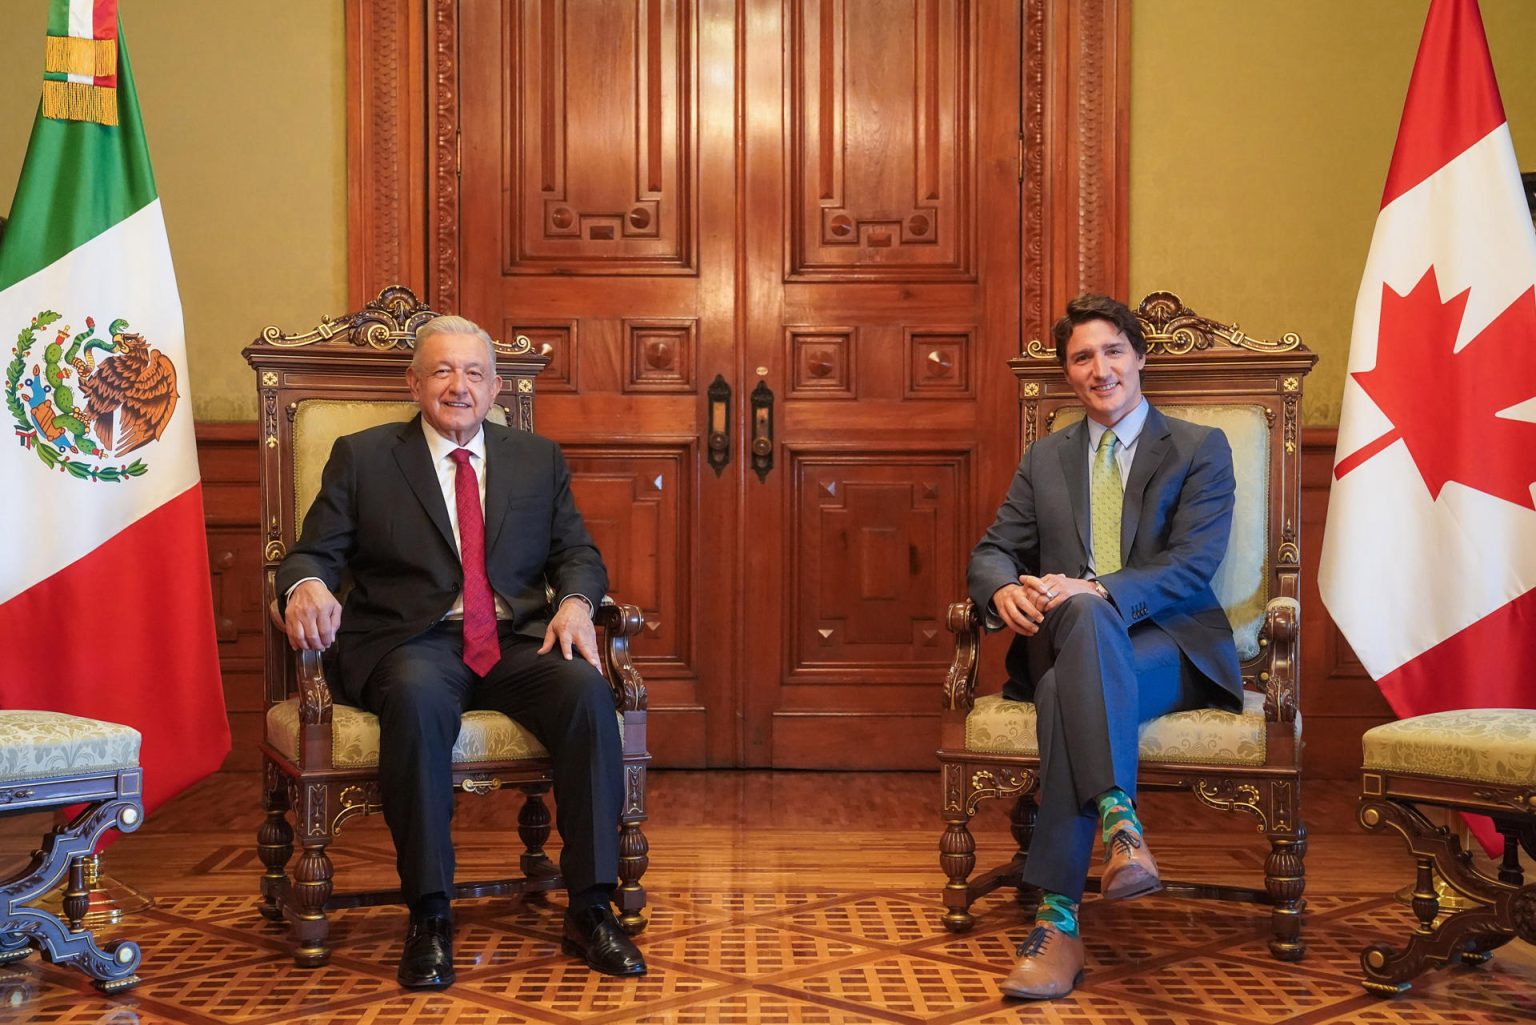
[707,374,731,477]
[750,380,774,482]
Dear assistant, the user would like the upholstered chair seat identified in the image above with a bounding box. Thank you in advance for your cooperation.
[265,702,625,768]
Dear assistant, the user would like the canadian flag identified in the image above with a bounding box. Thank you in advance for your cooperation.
[1319,0,1536,847]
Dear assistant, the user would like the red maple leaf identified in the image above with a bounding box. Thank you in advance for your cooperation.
[1335,267,1536,510]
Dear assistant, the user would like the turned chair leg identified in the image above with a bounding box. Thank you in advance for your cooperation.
[289,841,334,968]
[1265,824,1307,961]
[940,810,977,933]
[616,818,650,934]
[517,785,556,878]
[257,774,294,923]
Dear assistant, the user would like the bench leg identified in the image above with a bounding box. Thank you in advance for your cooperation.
[0,796,143,992]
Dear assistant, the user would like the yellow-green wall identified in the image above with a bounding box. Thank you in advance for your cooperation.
[3,3,1533,425]
[0,1,345,421]
[1130,0,1536,425]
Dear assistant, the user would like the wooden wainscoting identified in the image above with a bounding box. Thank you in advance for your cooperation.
[197,422,265,772]
[197,422,1389,775]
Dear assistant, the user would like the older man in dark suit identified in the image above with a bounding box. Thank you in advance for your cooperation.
[278,315,644,989]
[968,294,1242,1000]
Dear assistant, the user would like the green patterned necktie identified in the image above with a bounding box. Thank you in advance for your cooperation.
[1091,429,1123,575]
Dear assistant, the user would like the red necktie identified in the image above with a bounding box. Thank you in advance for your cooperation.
[449,449,500,675]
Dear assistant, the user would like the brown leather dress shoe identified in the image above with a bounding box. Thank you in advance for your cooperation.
[562,905,647,976]
[1101,827,1162,900]
[1000,923,1084,1000]
[397,913,454,989]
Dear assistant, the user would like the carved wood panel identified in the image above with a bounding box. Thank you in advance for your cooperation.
[352,0,1133,767]
[788,0,973,280]
[788,450,967,681]
[501,0,694,273]
[564,445,693,681]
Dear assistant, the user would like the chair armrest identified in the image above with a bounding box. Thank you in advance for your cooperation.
[596,599,648,713]
[1259,596,1299,724]
[293,649,337,768]
[943,598,983,712]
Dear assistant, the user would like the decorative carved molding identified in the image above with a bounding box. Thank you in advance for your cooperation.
[430,0,459,310]
[966,766,1035,815]
[1022,290,1307,361]
[1021,0,1045,335]
[257,286,532,356]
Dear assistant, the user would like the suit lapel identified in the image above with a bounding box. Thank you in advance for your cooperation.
[482,423,515,555]
[393,416,457,553]
[1122,404,1172,557]
[1057,419,1092,561]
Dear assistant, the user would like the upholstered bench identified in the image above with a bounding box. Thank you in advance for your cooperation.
[0,711,145,992]
[1357,708,1536,994]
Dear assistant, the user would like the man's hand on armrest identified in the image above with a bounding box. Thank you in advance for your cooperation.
[284,579,342,651]
[538,595,601,669]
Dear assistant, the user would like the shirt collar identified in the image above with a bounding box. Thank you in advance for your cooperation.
[420,417,487,464]
[1086,397,1149,451]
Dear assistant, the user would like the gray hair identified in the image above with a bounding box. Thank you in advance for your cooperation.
[413,315,497,368]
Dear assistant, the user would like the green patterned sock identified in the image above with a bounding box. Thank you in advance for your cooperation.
[1034,891,1079,937]
[1096,786,1142,845]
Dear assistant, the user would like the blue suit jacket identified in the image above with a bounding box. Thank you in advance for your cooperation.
[967,404,1243,709]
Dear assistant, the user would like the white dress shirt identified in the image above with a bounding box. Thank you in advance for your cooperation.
[419,419,516,621]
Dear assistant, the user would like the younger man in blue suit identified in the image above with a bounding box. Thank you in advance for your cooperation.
[968,295,1242,999]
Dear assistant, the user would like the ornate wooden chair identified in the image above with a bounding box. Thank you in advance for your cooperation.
[939,292,1317,959]
[243,286,650,967]
[0,711,144,992]
[1358,709,1536,994]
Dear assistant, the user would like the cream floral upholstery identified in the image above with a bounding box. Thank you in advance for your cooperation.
[965,688,1287,766]
[0,711,140,783]
[1362,709,1536,786]
[265,701,624,769]
[1051,403,1270,659]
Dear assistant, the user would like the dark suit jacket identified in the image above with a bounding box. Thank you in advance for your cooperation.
[276,415,607,704]
[967,404,1243,710]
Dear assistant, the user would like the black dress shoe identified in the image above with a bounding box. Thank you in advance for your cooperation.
[397,913,455,989]
[562,905,647,976]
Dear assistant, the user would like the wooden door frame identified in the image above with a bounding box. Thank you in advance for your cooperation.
[344,0,1130,341]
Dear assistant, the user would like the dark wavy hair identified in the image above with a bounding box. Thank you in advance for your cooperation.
[1050,294,1146,364]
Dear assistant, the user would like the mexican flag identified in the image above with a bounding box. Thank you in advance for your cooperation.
[0,1,229,813]
[1319,0,1536,852]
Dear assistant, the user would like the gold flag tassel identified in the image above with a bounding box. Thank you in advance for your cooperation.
[43,35,117,77]
[42,80,119,127]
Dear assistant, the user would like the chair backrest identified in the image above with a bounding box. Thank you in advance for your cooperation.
[243,286,550,704]
[1014,292,1316,680]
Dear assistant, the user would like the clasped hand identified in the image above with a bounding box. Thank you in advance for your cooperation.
[992,574,1097,636]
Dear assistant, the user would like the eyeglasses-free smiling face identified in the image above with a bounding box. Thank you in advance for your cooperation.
[1062,317,1146,428]
[407,331,504,445]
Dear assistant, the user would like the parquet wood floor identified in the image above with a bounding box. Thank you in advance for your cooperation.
[2,772,1532,1024]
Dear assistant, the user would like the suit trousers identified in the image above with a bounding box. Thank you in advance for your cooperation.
[361,620,624,906]
[1007,593,1207,901]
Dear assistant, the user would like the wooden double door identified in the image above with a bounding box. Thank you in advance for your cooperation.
[348,0,1128,767]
